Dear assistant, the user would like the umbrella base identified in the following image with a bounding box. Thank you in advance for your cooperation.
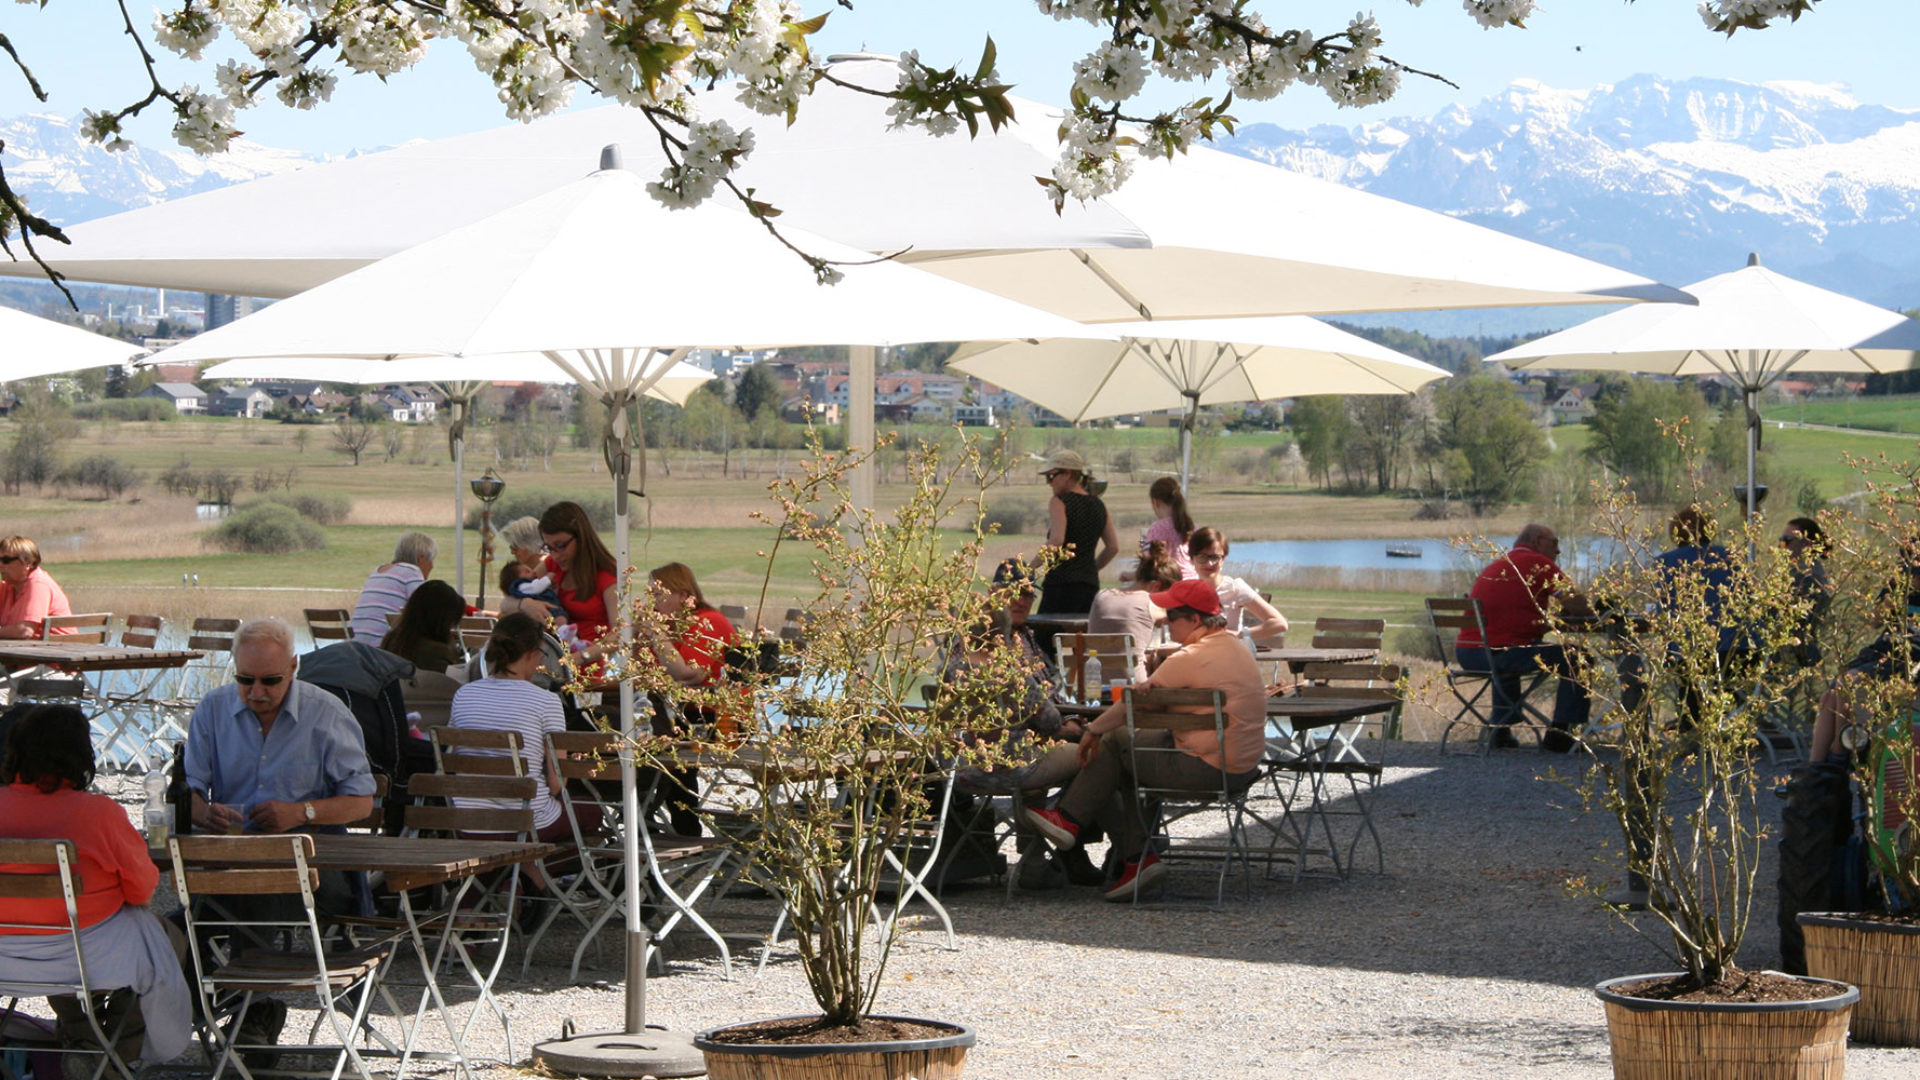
[533,1027,706,1078]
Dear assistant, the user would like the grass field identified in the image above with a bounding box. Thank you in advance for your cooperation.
[5,412,1915,638]
[1761,393,1920,434]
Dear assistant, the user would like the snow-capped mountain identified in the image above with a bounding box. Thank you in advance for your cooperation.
[1220,74,1920,311]
[1,113,316,226]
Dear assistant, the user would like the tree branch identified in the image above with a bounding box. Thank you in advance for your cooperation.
[0,32,48,102]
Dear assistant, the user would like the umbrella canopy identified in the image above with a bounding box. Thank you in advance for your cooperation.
[12,57,1689,316]
[1486,255,1920,513]
[952,316,1450,488]
[0,305,145,380]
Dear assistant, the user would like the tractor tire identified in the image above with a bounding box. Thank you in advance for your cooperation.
[1776,761,1853,974]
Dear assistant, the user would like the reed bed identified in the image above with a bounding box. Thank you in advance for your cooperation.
[58,584,358,649]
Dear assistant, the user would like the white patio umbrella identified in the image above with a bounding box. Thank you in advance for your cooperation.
[1487,254,1920,515]
[149,146,1105,1067]
[951,316,1451,488]
[0,304,145,379]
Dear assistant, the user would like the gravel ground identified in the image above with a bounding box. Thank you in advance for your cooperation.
[100,742,1920,1079]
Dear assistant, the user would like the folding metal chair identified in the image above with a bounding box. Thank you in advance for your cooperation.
[455,618,494,661]
[1426,598,1551,754]
[1310,617,1385,656]
[717,604,748,625]
[302,609,353,650]
[169,834,390,1080]
[544,731,738,980]
[0,839,140,1080]
[1124,687,1256,908]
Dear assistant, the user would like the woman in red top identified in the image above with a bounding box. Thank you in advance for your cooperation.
[0,705,192,1064]
[537,502,621,646]
[642,562,738,837]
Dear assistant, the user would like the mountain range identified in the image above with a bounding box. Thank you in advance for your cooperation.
[6,74,1919,333]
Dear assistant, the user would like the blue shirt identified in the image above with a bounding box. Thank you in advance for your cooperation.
[184,680,377,808]
[1656,543,1737,653]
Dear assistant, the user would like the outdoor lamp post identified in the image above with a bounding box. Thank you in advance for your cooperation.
[470,468,506,606]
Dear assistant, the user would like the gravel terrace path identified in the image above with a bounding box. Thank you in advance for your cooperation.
[109,741,1920,1079]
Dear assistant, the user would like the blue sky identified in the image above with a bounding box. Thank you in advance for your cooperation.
[6,2,1919,154]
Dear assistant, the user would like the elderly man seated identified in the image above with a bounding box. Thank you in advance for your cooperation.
[350,531,438,643]
[1454,523,1594,750]
[1022,579,1266,902]
[182,617,377,1051]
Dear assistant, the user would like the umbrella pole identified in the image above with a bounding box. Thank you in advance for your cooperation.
[1179,391,1198,490]
[1746,385,1759,520]
[452,414,466,598]
[532,383,702,1078]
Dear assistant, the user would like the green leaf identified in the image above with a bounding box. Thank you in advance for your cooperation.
[975,36,998,83]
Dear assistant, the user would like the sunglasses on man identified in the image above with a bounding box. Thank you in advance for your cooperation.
[234,674,289,687]
[0,556,19,565]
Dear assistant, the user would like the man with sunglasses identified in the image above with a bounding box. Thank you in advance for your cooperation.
[183,618,376,839]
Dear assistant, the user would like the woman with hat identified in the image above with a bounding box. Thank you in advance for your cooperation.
[1037,449,1119,616]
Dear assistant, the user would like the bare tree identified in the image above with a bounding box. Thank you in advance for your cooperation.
[332,416,375,466]
[292,427,311,455]
[382,422,406,462]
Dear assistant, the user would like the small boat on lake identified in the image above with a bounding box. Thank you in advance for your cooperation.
[1385,544,1423,559]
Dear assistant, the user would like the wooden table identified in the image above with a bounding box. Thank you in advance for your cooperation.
[0,640,203,672]
[3,643,206,770]
[1254,645,1378,674]
[1058,693,1393,733]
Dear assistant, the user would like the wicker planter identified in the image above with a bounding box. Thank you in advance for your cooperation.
[1800,912,1920,1046]
[1595,972,1857,1080]
[694,1016,974,1080]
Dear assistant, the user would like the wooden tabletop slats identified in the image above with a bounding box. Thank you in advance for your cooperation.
[0,641,203,672]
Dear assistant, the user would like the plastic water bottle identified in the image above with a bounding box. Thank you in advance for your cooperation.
[1084,651,1103,705]
[143,760,171,845]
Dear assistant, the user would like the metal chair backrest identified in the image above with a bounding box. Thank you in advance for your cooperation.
[185,617,241,654]
[457,616,495,656]
[1311,617,1384,653]
[42,612,113,645]
[1424,597,1487,666]
[304,607,353,646]
[120,614,164,650]
[431,726,527,778]
[1125,686,1229,735]
[719,604,748,624]
[0,837,83,933]
[1053,631,1138,703]
[404,773,536,836]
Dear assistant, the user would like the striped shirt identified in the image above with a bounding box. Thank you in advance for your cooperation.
[350,562,426,643]
[448,678,568,830]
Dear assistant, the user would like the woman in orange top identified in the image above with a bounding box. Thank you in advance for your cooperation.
[0,705,191,1064]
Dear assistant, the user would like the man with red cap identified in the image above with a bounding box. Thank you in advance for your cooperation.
[1022,578,1267,901]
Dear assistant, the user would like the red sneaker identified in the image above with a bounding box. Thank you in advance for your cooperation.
[1104,852,1166,902]
[1022,806,1080,850]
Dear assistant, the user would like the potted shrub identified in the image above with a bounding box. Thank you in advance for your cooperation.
[589,432,1031,1078]
[1567,466,1858,1079]
[1793,479,1920,1046]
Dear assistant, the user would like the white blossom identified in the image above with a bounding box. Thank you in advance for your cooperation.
[153,2,219,61]
[170,88,239,153]
[648,119,754,208]
[1463,1,1537,30]
[1071,42,1148,103]
[78,110,131,152]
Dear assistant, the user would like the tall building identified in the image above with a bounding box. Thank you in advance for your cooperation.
[204,293,255,330]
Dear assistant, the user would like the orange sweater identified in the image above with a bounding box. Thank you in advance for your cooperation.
[0,782,157,934]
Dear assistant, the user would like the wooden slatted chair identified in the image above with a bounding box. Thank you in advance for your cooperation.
[303,608,353,648]
[119,614,164,649]
[169,834,390,1080]
[0,839,141,1080]
[1052,632,1139,706]
[1310,616,1385,655]
[1425,598,1550,754]
[540,731,739,981]
[41,612,113,645]
[456,616,495,659]
[1121,687,1256,907]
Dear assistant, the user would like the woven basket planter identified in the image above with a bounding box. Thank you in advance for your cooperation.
[695,1016,973,1080]
[1595,972,1857,1080]
[1800,912,1920,1046]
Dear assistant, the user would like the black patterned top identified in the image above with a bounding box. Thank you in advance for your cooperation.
[1044,490,1109,590]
